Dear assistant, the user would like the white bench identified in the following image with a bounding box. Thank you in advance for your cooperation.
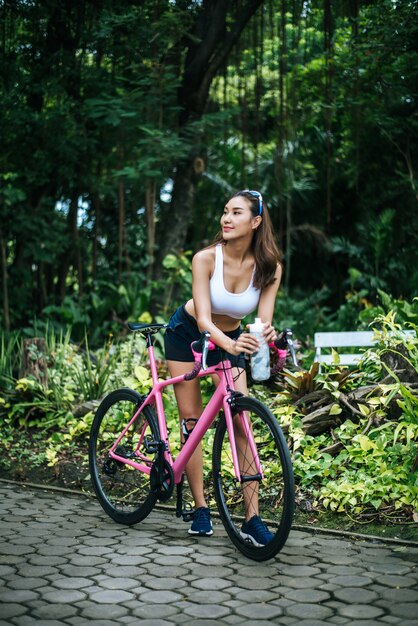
[314,330,415,367]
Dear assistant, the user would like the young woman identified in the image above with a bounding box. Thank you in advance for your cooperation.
[164,190,282,545]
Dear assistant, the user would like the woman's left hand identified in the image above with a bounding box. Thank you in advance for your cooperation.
[263,323,277,345]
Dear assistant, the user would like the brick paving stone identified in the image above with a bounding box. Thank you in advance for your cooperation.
[143,577,188,591]
[111,555,151,566]
[79,603,130,620]
[234,589,278,602]
[280,554,318,566]
[328,574,372,587]
[377,587,418,603]
[191,577,233,591]
[285,602,334,620]
[133,619,177,626]
[235,603,284,619]
[144,564,190,577]
[32,603,79,620]
[230,575,277,590]
[131,603,180,620]
[368,562,415,575]
[0,603,27,619]
[97,576,141,591]
[50,576,92,590]
[278,564,322,577]
[0,588,39,603]
[187,589,232,605]
[193,554,235,566]
[139,590,184,604]
[55,565,101,577]
[188,563,234,577]
[325,565,365,576]
[77,545,113,556]
[334,586,379,603]
[88,589,136,603]
[6,577,49,590]
[157,546,195,556]
[339,604,385,619]
[0,543,35,556]
[40,589,87,603]
[320,554,361,565]
[386,603,418,619]
[182,603,231,619]
[281,588,331,603]
[349,622,391,626]
[286,621,330,626]
[69,555,107,566]
[274,575,323,589]
[378,574,417,587]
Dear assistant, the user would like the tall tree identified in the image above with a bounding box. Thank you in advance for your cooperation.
[155,0,265,275]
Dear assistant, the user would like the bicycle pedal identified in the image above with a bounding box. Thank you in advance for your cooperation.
[181,508,194,523]
[144,436,159,453]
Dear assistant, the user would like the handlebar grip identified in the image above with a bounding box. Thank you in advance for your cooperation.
[184,361,202,381]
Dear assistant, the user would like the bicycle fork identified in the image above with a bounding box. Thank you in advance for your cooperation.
[224,392,264,484]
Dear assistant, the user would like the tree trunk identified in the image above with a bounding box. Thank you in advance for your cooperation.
[154,0,264,280]
[118,180,125,286]
[145,180,157,281]
[57,193,78,303]
[0,231,10,332]
[21,338,48,387]
[324,0,333,227]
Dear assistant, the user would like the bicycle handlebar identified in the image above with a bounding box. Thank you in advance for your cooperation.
[184,327,298,381]
[269,327,298,372]
[184,331,214,380]
[127,322,297,380]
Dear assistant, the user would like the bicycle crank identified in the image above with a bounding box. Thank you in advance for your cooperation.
[150,459,174,502]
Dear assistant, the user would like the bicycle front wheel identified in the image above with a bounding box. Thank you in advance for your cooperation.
[89,388,159,525]
[212,396,294,561]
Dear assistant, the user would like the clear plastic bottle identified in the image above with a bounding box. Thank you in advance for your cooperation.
[249,317,270,381]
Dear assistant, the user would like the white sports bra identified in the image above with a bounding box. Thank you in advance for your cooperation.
[209,245,260,319]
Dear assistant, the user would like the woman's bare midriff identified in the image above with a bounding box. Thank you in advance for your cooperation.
[184,300,241,333]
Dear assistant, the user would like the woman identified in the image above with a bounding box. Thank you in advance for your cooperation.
[164,189,282,545]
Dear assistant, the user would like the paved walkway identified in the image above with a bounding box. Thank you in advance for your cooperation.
[0,483,417,626]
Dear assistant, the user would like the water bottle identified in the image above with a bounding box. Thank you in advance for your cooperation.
[249,318,270,381]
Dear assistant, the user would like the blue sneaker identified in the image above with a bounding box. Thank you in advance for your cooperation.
[240,515,274,547]
[188,507,213,536]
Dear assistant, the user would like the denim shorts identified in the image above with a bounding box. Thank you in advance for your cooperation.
[164,305,245,368]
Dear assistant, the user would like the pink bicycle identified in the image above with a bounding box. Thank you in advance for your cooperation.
[89,324,296,561]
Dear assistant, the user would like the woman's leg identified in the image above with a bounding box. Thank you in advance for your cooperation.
[166,359,208,509]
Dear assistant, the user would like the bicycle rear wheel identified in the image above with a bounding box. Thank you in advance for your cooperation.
[212,395,294,561]
[89,388,159,525]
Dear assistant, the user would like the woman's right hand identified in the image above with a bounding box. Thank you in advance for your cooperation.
[231,332,259,355]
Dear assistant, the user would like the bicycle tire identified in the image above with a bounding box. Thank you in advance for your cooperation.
[212,395,294,561]
[89,388,160,525]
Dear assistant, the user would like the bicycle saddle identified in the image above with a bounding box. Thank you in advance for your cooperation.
[127,322,167,333]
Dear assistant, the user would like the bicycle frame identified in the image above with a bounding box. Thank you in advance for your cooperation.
[107,340,263,486]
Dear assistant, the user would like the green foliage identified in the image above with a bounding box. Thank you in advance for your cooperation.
[269,308,418,524]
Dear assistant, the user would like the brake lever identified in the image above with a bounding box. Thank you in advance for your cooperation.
[285,332,298,368]
[201,331,211,370]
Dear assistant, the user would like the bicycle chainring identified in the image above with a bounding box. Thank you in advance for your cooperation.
[150,459,174,502]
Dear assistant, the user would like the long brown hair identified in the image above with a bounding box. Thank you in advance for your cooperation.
[213,190,282,290]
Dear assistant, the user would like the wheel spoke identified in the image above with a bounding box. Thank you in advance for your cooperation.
[89,389,159,525]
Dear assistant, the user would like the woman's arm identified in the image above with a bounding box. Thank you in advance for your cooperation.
[254,263,283,343]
